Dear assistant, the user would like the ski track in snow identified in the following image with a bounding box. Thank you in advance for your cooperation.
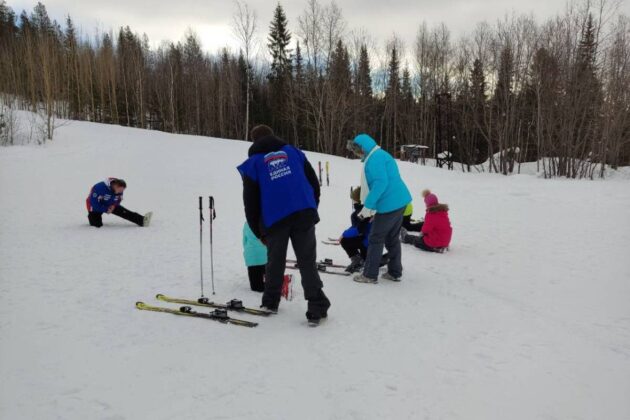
[1,117,629,420]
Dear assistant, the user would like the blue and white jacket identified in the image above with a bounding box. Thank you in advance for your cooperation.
[86,178,123,213]
[354,134,412,213]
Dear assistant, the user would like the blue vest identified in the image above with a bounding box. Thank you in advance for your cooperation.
[238,145,317,229]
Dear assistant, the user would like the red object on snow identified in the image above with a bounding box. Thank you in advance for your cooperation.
[281,274,293,300]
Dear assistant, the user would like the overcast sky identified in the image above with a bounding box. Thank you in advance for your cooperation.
[7,0,629,60]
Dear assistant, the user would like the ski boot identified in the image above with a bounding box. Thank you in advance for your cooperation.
[345,255,364,273]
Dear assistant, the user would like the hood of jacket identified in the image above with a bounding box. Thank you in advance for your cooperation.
[353,134,377,155]
[248,135,287,157]
[426,203,449,213]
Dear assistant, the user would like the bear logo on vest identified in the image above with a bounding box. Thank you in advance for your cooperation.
[264,151,292,181]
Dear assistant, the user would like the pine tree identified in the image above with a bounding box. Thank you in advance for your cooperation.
[356,45,372,98]
[289,41,307,146]
[353,44,373,135]
[267,3,292,137]
[327,39,352,153]
[400,67,415,145]
[401,67,413,104]
[564,13,602,177]
[64,15,81,118]
[386,46,401,98]
[31,2,52,35]
[494,45,513,111]
[470,58,486,104]
[267,3,291,82]
[470,58,487,163]
[183,32,204,134]
[329,40,351,93]
[0,1,17,39]
[294,41,304,87]
[382,45,401,152]
[492,45,515,173]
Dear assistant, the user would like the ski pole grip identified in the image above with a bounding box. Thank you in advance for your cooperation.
[209,196,216,219]
[199,196,203,210]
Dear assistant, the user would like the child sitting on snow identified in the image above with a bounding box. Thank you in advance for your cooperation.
[402,202,423,232]
[339,187,389,273]
[339,187,371,273]
[242,222,267,292]
[401,189,452,253]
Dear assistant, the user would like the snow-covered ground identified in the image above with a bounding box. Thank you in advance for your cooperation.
[1,116,629,420]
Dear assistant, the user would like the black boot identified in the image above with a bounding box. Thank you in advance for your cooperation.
[306,289,330,325]
[345,255,364,273]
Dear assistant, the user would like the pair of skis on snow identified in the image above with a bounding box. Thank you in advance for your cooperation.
[285,258,350,276]
[136,294,274,328]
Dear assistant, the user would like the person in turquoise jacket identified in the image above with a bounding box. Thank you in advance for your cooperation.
[347,134,412,283]
[243,222,268,292]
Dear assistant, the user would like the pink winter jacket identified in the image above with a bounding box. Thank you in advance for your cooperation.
[421,204,452,248]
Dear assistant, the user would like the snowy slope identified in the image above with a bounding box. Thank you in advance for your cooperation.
[1,116,629,420]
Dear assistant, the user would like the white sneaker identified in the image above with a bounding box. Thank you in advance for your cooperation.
[381,272,401,282]
[143,212,153,227]
[353,274,378,284]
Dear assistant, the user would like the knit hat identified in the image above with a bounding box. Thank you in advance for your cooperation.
[424,192,438,208]
[250,124,274,141]
[350,186,361,203]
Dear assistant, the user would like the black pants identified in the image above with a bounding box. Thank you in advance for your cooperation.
[88,205,144,227]
[247,265,266,292]
[340,236,367,259]
[405,234,442,253]
[402,215,423,232]
[263,223,329,317]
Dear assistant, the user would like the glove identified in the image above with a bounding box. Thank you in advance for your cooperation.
[357,207,376,220]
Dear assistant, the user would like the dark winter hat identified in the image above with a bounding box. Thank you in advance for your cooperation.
[111,178,127,188]
[250,125,274,141]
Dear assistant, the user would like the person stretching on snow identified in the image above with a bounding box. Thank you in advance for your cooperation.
[401,189,452,253]
[347,134,412,284]
[237,125,331,325]
[86,178,152,228]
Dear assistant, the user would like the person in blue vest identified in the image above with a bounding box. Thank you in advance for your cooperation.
[347,134,412,283]
[237,125,330,326]
[85,178,152,228]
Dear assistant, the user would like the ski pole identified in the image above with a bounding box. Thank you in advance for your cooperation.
[350,186,353,211]
[209,196,216,295]
[198,196,205,297]
[326,161,330,186]
[318,161,322,186]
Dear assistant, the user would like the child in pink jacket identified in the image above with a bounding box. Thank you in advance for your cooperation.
[401,190,452,252]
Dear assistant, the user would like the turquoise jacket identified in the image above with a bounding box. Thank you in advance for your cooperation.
[354,134,412,213]
[243,222,268,267]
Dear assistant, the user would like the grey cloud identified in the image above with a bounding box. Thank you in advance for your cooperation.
[8,0,627,53]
